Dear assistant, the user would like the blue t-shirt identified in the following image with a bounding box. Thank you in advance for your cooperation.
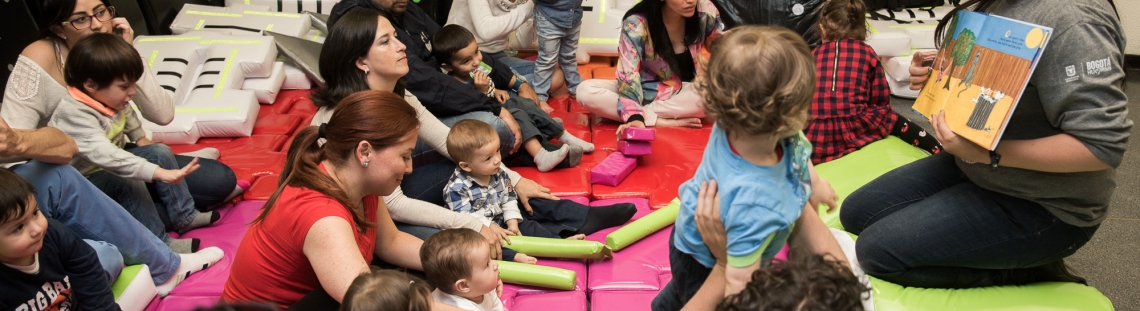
[674,125,813,268]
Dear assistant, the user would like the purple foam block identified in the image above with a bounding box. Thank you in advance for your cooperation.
[590,152,638,186]
[621,127,655,141]
[617,140,652,156]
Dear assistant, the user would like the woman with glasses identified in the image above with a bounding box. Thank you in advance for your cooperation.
[2,0,244,254]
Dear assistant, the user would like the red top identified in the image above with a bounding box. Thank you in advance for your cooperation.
[221,174,378,308]
[803,38,897,164]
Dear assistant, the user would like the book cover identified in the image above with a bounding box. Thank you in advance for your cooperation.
[912,10,1052,150]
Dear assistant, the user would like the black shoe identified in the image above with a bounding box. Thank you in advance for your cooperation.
[1030,260,1088,285]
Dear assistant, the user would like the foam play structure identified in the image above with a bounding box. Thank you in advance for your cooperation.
[604,198,678,251]
[813,136,929,228]
[578,0,636,58]
[226,0,341,14]
[617,140,652,156]
[503,236,613,260]
[498,260,579,290]
[591,152,638,186]
[881,55,924,98]
[621,127,655,141]
[240,61,286,103]
[170,4,312,38]
[111,265,156,311]
[132,31,277,144]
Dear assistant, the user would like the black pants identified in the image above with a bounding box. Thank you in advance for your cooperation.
[502,198,590,261]
[650,228,712,311]
[890,115,943,155]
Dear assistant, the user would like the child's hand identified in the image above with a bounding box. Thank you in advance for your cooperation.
[494,89,510,103]
[694,180,728,267]
[153,157,200,184]
[506,219,522,236]
[474,70,492,94]
[479,225,511,259]
[615,120,646,139]
[135,137,154,147]
[808,177,838,213]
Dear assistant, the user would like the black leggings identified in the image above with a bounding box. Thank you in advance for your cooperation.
[890,115,943,155]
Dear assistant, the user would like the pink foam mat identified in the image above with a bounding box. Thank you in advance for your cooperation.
[165,201,265,297]
[148,295,222,311]
[503,290,587,311]
[590,290,661,311]
[583,199,671,292]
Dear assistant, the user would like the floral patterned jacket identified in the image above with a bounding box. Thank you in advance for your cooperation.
[615,0,725,122]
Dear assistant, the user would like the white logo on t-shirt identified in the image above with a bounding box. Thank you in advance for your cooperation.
[1086,57,1112,76]
[1064,64,1079,83]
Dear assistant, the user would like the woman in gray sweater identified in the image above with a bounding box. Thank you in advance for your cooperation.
[840,0,1129,288]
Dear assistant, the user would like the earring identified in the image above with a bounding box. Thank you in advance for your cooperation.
[363,161,370,168]
[363,67,370,75]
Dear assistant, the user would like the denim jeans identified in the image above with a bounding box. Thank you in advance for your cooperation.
[534,14,583,100]
[839,153,1099,288]
[485,51,536,84]
[84,239,123,285]
[86,167,170,242]
[12,161,181,284]
[87,144,200,232]
[436,111,515,157]
[175,154,238,211]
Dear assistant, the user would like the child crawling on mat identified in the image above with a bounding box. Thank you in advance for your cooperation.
[420,229,505,311]
[433,25,594,172]
[651,26,840,311]
[444,119,636,264]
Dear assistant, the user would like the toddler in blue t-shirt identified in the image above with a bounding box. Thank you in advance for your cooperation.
[651,26,840,311]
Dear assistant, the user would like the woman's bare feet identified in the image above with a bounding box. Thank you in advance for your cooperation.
[565,234,586,240]
[513,253,538,264]
[655,117,703,128]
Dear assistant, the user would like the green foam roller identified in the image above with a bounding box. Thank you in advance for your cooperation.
[503,236,612,260]
[497,260,576,290]
[605,198,680,251]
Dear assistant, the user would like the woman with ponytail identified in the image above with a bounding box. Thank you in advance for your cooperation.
[842,0,1128,289]
[222,91,459,310]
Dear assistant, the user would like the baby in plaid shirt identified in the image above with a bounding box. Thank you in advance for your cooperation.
[444,120,636,264]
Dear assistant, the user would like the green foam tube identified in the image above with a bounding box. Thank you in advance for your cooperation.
[605,198,680,251]
[503,236,612,260]
[497,261,576,290]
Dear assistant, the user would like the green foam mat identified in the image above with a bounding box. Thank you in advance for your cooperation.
[813,136,929,229]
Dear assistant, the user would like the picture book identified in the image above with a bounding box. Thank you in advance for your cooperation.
[912,10,1051,150]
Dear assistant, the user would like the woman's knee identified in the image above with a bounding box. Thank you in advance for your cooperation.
[852,232,904,277]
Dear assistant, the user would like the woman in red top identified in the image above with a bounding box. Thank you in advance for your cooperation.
[804,0,942,164]
[221,91,450,310]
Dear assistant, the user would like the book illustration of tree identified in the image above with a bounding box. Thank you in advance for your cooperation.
[943,27,977,90]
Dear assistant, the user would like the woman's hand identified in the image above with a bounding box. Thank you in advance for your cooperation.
[909,50,937,90]
[474,70,492,94]
[694,180,728,267]
[616,120,647,139]
[494,89,510,104]
[153,157,200,184]
[110,17,135,44]
[932,110,988,163]
[513,177,558,215]
[479,224,511,260]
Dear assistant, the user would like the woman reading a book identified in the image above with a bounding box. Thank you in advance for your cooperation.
[839,0,1128,288]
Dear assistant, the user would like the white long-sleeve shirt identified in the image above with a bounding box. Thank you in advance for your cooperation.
[446,0,535,53]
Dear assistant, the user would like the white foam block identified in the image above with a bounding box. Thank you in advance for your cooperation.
[171,4,312,38]
[227,0,341,14]
[282,62,313,89]
[578,0,634,57]
[866,20,912,57]
[243,61,287,104]
[884,71,919,99]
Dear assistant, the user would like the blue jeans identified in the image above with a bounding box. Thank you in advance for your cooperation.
[485,51,536,84]
[86,167,171,242]
[839,153,1099,288]
[176,153,238,211]
[85,239,123,285]
[534,13,583,100]
[12,161,181,284]
[87,144,199,232]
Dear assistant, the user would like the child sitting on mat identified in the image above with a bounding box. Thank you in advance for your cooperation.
[433,25,594,172]
[804,0,942,164]
[421,229,505,311]
[340,268,433,311]
[652,26,839,311]
[444,119,635,264]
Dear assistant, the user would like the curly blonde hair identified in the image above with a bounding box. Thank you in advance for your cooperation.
[700,26,815,138]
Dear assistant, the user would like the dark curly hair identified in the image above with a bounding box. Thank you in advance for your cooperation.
[718,252,868,311]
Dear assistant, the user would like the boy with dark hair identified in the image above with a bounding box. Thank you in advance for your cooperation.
[718,252,869,311]
[0,167,121,310]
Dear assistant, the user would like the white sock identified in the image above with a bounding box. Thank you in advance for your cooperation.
[178,147,220,160]
[559,132,594,153]
[534,145,570,172]
[155,247,224,297]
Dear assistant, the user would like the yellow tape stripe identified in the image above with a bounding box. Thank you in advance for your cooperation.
[265,24,274,31]
[148,50,159,68]
[579,37,619,45]
[311,30,322,41]
[599,0,606,23]
[867,21,879,34]
[244,0,249,3]
[243,11,301,18]
[195,19,205,30]
[214,49,238,98]
[200,39,263,45]
[186,10,242,17]
[137,36,202,42]
[175,107,241,113]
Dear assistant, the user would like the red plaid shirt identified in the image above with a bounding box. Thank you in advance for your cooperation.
[804,39,897,164]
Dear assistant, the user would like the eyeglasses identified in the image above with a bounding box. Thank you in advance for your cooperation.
[61,6,116,30]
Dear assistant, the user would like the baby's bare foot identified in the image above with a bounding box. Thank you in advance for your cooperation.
[565,234,586,240]
[513,253,538,264]
[656,118,703,128]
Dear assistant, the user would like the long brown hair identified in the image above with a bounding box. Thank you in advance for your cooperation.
[255,90,419,231]
[818,0,868,41]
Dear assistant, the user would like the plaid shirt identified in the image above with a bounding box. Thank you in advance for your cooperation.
[615,0,724,122]
[804,39,898,164]
[444,167,522,226]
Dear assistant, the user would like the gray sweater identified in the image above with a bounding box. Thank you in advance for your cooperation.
[958,0,1131,226]
[48,94,158,181]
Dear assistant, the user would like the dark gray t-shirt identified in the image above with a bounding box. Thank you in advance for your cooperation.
[956,0,1130,227]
